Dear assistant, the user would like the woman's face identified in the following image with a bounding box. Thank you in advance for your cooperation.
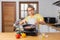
[27,7,34,15]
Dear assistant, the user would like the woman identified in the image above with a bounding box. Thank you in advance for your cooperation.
[20,5,45,26]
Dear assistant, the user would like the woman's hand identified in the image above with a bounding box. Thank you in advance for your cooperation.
[34,21,39,25]
[20,19,26,25]
[39,21,46,25]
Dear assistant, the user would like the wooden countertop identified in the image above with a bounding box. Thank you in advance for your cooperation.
[0,32,60,40]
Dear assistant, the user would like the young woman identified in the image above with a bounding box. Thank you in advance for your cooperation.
[20,5,45,25]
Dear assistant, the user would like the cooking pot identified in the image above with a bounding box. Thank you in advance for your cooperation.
[22,24,38,36]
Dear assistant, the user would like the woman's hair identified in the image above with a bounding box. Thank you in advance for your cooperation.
[27,5,35,10]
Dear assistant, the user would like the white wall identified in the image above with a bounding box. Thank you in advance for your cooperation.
[39,0,59,17]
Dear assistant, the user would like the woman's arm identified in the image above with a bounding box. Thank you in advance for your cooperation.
[19,19,26,25]
[39,20,46,25]
[35,14,46,25]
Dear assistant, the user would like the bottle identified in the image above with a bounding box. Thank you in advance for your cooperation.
[41,33,46,40]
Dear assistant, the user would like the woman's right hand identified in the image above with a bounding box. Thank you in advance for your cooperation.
[34,21,39,25]
[20,19,26,25]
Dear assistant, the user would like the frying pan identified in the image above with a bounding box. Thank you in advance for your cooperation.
[23,24,36,28]
[22,24,36,31]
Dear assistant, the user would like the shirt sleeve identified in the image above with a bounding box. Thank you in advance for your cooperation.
[35,14,44,22]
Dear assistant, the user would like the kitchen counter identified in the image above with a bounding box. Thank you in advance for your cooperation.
[0,32,60,40]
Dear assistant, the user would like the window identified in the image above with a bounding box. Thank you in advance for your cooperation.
[19,2,39,19]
